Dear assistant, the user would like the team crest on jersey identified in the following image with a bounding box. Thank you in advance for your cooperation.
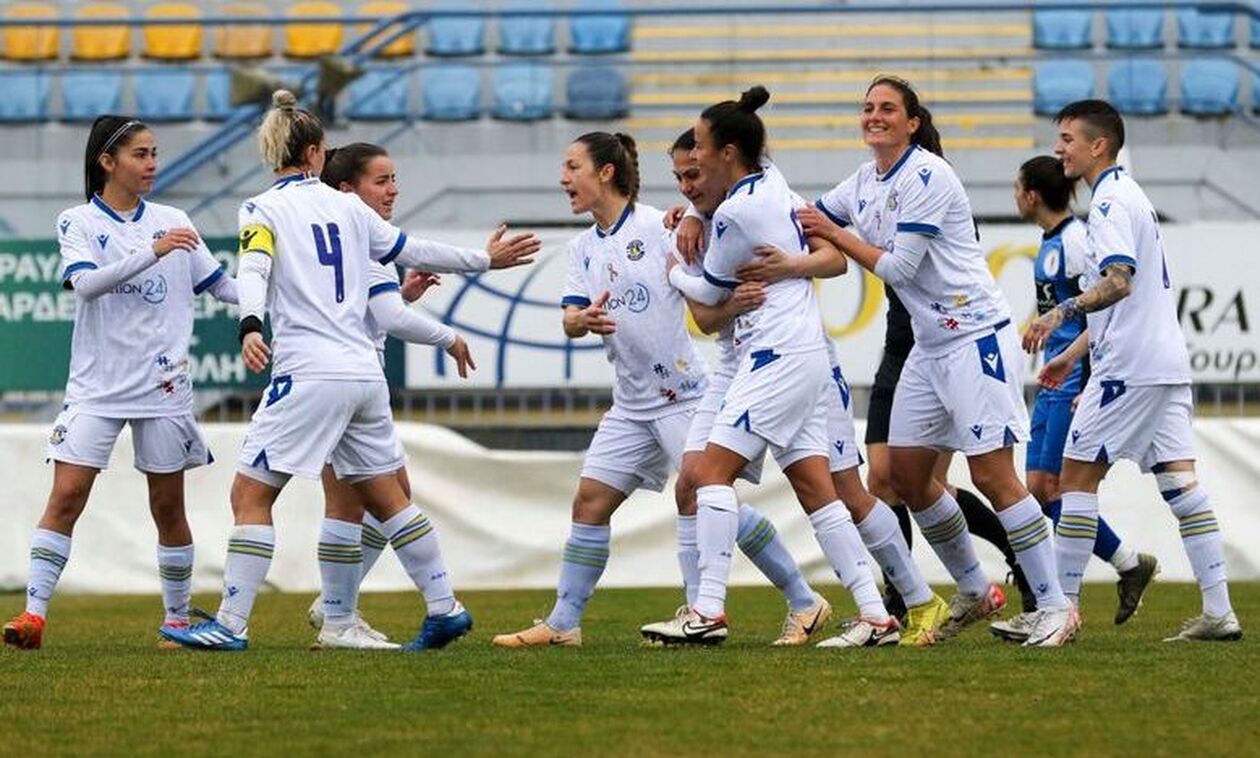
[675,357,690,373]
[49,425,67,446]
[953,293,970,307]
[1042,249,1061,276]
[918,167,932,186]
[886,191,899,211]
[626,239,645,261]
[96,234,109,250]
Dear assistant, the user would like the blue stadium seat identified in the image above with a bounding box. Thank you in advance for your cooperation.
[1177,9,1235,49]
[1107,59,1168,115]
[1106,9,1165,49]
[1252,16,1260,49]
[345,67,409,120]
[135,68,197,122]
[420,65,481,120]
[570,0,631,55]
[61,70,124,122]
[426,5,485,57]
[1180,59,1239,116]
[1033,61,1094,117]
[498,6,555,56]
[205,68,232,120]
[565,66,628,119]
[0,70,50,122]
[1032,10,1092,50]
[492,63,553,120]
[1255,71,1260,113]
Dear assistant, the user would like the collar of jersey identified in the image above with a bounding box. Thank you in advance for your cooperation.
[1091,165,1123,194]
[876,145,917,183]
[1042,215,1074,241]
[91,194,145,224]
[272,172,313,190]
[727,172,764,198]
[595,202,633,238]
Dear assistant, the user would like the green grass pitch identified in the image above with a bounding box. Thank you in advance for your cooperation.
[2,583,1253,756]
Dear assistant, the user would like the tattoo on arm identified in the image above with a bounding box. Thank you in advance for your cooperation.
[1058,264,1133,318]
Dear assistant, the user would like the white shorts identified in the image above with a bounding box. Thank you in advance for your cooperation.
[888,322,1030,455]
[710,348,831,470]
[684,370,766,484]
[825,363,863,473]
[46,407,211,474]
[582,405,696,494]
[1064,382,1195,472]
[239,377,404,481]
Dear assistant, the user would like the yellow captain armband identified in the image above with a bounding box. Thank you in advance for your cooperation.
[239,223,276,257]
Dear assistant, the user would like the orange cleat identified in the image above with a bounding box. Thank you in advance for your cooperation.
[4,611,45,650]
[157,620,189,651]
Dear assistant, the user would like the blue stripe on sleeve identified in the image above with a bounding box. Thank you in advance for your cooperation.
[380,232,407,265]
[193,265,226,294]
[62,261,98,280]
[1098,254,1137,273]
[813,198,850,228]
[368,281,401,298]
[895,222,941,237]
[703,268,739,290]
[561,295,592,308]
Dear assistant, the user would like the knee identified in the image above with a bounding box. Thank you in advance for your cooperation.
[674,473,697,516]
[571,484,616,525]
[45,480,90,526]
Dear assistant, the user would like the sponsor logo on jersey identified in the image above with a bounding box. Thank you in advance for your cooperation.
[715,221,728,238]
[583,255,591,271]
[605,283,651,314]
[918,167,932,186]
[59,219,70,235]
[679,378,701,393]
[858,199,868,213]
[659,387,678,403]
[653,363,670,378]
[97,234,109,250]
[110,274,168,304]
[1098,201,1112,217]
[626,239,645,260]
[244,202,257,214]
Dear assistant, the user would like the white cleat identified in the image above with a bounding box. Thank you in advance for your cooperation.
[308,597,389,643]
[639,607,728,646]
[773,593,833,647]
[1023,605,1081,648]
[816,616,900,648]
[313,621,401,651]
[989,611,1038,643]
[1163,612,1243,642]
[938,582,1006,640]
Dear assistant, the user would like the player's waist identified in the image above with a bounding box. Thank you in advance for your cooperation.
[910,316,1012,358]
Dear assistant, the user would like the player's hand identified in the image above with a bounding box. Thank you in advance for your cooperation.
[663,205,686,231]
[1038,351,1077,389]
[730,281,766,314]
[581,290,616,335]
[486,225,541,269]
[1023,310,1064,354]
[675,216,706,265]
[241,332,271,374]
[153,227,199,257]
[796,206,840,240]
[401,270,440,303]
[737,245,797,284]
[445,335,476,378]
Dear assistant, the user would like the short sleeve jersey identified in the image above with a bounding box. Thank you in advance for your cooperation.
[1034,216,1088,394]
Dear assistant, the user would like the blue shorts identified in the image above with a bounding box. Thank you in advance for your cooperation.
[1026,390,1076,474]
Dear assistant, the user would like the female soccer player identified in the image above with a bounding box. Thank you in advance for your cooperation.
[798,76,1077,647]
[161,91,539,652]
[4,116,239,650]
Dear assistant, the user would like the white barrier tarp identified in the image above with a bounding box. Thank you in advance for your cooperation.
[3,420,1258,596]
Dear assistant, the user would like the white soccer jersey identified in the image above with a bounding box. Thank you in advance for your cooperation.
[57,196,227,417]
[563,202,707,419]
[1082,166,1191,385]
[816,145,1010,357]
[674,214,739,380]
[365,261,401,364]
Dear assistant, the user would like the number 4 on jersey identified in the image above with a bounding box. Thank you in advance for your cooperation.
[311,223,345,303]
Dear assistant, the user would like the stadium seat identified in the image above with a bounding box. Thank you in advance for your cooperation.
[1107,59,1169,115]
[565,66,628,119]
[205,68,233,120]
[3,4,59,62]
[570,0,631,54]
[62,71,125,122]
[0,70,50,122]
[1178,9,1235,49]
[1255,72,1260,113]
[143,4,204,61]
[1252,16,1260,49]
[1032,10,1093,50]
[345,67,409,120]
[285,1,344,59]
[420,65,481,120]
[1179,59,1239,116]
[1033,60,1094,117]
[498,2,556,56]
[215,3,274,59]
[426,5,486,56]
[72,3,132,61]
[357,1,416,58]
[135,68,197,122]
[1106,9,1165,50]
[492,63,554,120]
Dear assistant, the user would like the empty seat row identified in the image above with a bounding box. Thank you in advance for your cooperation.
[1034,59,1250,117]
[1,1,630,63]
[0,64,630,123]
[1034,8,1260,51]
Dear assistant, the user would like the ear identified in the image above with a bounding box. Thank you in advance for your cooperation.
[338,181,354,193]
[597,162,616,185]
[906,113,921,136]
[719,142,739,164]
[98,151,117,175]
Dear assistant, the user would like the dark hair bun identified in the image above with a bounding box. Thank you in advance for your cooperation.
[737,85,770,113]
[613,132,637,153]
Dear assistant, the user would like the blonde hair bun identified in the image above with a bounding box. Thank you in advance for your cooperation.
[272,89,298,109]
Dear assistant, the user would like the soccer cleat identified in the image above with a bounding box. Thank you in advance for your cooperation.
[816,616,901,648]
[158,609,248,651]
[938,582,1007,640]
[1023,604,1081,648]
[772,593,833,646]
[157,620,189,650]
[639,607,728,646]
[1163,612,1243,642]
[1114,552,1159,625]
[881,581,908,626]
[900,593,950,647]
[3,611,45,650]
[314,622,401,651]
[307,597,389,643]
[492,619,582,648]
[403,602,473,651]
[989,611,1038,643]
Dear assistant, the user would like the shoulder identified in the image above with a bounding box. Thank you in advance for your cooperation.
[632,202,665,226]
[57,203,88,227]
[142,200,188,225]
[902,149,957,191]
[568,225,598,252]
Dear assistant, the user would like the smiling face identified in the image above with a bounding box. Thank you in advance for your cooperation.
[671,147,716,214]
[560,141,614,216]
[861,83,918,154]
[1054,117,1103,181]
[345,155,398,221]
[100,128,158,197]
[688,118,738,201]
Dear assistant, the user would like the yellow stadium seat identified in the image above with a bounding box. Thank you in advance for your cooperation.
[285,2,344,59]
[214,3,273,60]
[358,1,415,58]
[143,3,203,61]
[3,3,59,62]
[72,3,131,61]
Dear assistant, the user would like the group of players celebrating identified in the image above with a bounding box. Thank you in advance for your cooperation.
[3,75,1242,653]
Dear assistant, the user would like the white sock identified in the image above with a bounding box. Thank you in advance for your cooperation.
[545,521,610,632]
[360,512,389,582]
[156,543,194,624]
[383,505,456,617]
[856,500,933,608]
[676,515,700,607]
[318,518,363,627]
[912,492,989,597]
[1167,488,1232,617]
[1109,543,1140,573]
[809,501,887,621]
[737,504,815,612]
[24,528,71,618]
[216,525,274,634]
[1055,491,1098,602]
[694,485,739,619]
[1000,495,1068,609]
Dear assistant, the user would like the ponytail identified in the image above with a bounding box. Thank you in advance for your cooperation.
[258,89,325,172]
[699,85,770,172]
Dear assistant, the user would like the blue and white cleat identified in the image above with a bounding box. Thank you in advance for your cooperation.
[403,602,473,651]
[158,609,248,651]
